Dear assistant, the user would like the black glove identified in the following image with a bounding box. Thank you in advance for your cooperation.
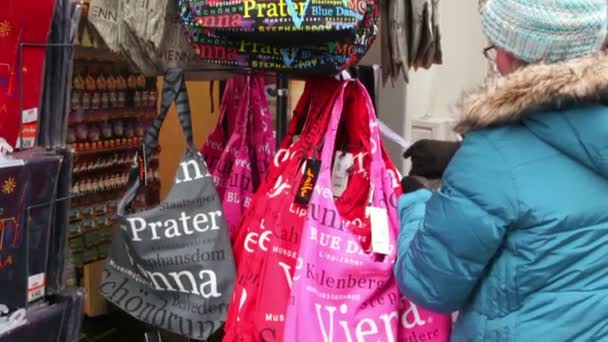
[403,139,462,178]
[401,176,433,194]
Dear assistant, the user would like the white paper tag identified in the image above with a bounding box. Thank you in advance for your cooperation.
[367,184,375,207]
[369,207,390,255]
[27,273,46,302]
[15,136,35,149]
[332,152,353,197]
[21,108,38,124]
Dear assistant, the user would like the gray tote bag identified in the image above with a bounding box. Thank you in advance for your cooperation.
[100,69,236,340]
[88,0,238,78]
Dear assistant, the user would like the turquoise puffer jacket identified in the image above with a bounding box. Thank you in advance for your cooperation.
[395,52,608,341]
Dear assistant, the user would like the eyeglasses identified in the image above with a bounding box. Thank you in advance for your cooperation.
[483,45,496,60]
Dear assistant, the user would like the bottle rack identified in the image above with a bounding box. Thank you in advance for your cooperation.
[65,49,161,282]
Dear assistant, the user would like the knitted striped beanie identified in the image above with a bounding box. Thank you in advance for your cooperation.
[482,0,608,63]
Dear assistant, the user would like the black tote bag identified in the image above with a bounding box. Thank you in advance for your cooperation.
[100,69,236,340]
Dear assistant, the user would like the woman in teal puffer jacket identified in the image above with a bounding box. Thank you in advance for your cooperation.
[395,0,608,341]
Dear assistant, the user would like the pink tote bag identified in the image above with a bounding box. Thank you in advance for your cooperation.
[220,81,254,238]
[222,75,274,239]
[224,78,347,342]
[248,77,275,188]
[201,77,243,174]
[283,81,452,342]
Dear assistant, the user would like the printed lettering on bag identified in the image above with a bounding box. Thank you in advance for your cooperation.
[386,169,400,189]
[268,175,292,198]
[109,258,221,298]
[196,14,243,27]
[100,271,223,339]
[300,288,403,340]
[308,226,369,259]
[236,288,247,322]
[243,0,309,24]
[161,49,200,64]
[277,257,302,290]
[175,159,211,184]
[225,191,239,204]
[336,7,364,19]
[307,201,364,233]
[216,170,251,192]
[171,293,227,315]
[142,248,225,268]
[243,228,271,253]
[314,303,398,342]
[401,300,427,329]
[89,5,117,22]
[136,0,150,9]
[311,6,333,16]
[336,43,357,56]
[239,41,297,57]
[281,48,300,67]
[191,44,238,60]
[400,299,444,342]
[273,148,308,167]
[123,210,223,241]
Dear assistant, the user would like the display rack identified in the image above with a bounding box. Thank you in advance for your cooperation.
[66,49,161,292]
[10,31,294,341]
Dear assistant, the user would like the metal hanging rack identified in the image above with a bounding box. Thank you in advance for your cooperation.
[15,43,293,151]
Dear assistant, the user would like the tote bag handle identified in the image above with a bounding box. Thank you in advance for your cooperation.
[118,69,194,216]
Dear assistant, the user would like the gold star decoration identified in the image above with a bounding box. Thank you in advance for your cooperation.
[2,177,16,194]
[0,20,11,38]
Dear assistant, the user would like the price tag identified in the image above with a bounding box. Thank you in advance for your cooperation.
[15,123,37,149]
[295,158,321,205]
[27,273,46,302]
[369,207,390,255]
[138,145,148,185]
[332,152,353,197]
[21,108,38,124]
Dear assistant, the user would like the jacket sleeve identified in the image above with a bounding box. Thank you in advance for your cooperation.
[394,133,518,313]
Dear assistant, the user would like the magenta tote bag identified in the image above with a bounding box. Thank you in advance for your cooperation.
[212,76,253,239]
[248,77,275,189]
[201,77,246,175]
[283,81,451,342]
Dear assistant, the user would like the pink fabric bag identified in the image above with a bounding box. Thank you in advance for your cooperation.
[201,77,244,175]
[219,79,253,238]
[201,75,274,239]
[283,81,452,342]
[248,77,275,193]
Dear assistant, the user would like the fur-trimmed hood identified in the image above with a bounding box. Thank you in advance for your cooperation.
[455,52,608,134]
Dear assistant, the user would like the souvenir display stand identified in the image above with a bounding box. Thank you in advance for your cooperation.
[1,0,454,341]
[1,1,85,340]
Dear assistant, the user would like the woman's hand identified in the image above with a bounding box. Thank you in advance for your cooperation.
[403,139,462,178]
[401,175,435,194]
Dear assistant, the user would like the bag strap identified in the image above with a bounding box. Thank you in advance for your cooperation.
[283,78,342,150]
[118,69,193,215]
[143,70,193,149]
[235,75,252,135]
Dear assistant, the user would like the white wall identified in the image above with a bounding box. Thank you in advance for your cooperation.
[376,1,489,172]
